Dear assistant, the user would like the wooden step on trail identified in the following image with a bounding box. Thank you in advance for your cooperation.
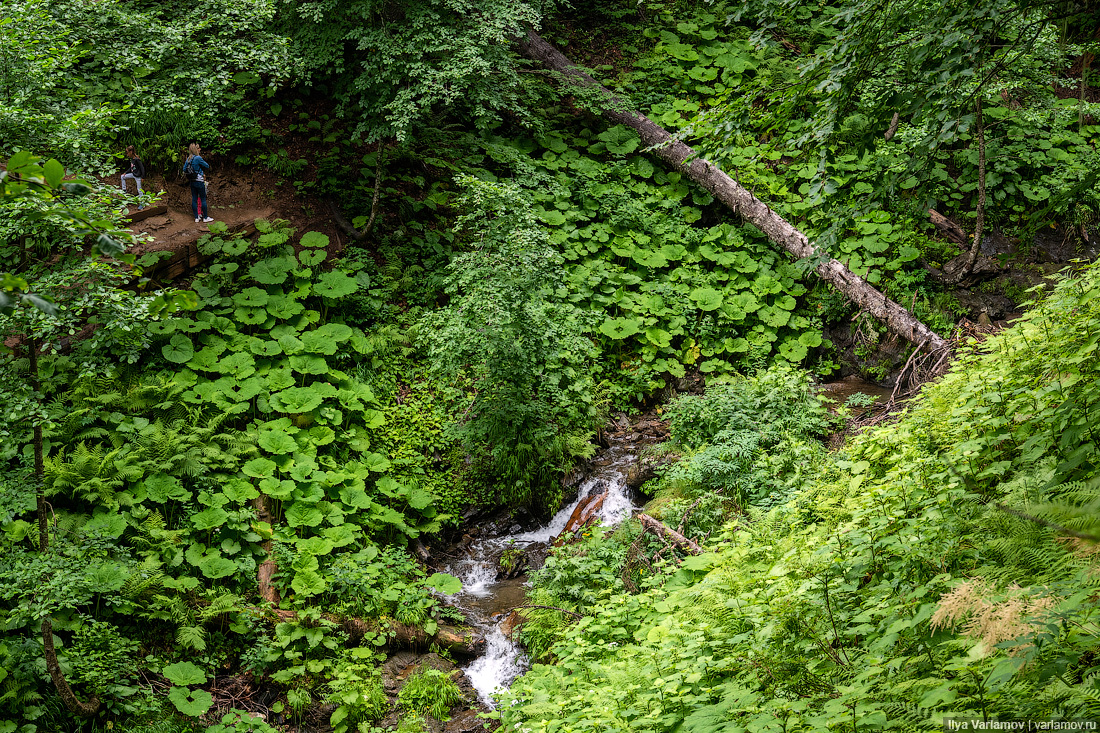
[122,205,167,222]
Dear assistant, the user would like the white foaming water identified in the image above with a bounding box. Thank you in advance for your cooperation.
[446,441,640,706]
[462,624,530,702]
[453,559,497,597]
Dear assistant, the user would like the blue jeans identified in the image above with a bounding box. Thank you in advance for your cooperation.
[190,182,208,219]
[121,173,143,194]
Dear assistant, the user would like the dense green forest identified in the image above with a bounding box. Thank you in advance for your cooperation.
[2,0,1099,731]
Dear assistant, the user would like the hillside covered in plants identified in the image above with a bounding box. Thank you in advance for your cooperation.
[1,0,1099,732]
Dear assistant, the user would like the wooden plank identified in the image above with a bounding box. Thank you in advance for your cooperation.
[123,205,168,223]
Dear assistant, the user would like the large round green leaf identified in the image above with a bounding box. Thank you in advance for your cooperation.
[597,125,640,155]
[285,502,324,528]
[424,573,462,595]
[689,287,723,311]
[297,536,334,556]
[362,453,391,472]
[234,307,267,325]
[144,473,188,502]
[599,317,642,339]
[312,270,357,298]
[259,477,295,498]
[258,430,297,454]
[242,457,277,478]
[276,334,305,355]
[192,507,228,531]
[222,478,259,503]
[289,354,329,374]
[197,553,237,579]
[324,524,360,547]
[264,367,296,392]
[85,511,126,538]
[162,334,194,363]
[291,569,326,597]
[299,231,329,248]
[266,294,305,320]
[168,687,213,717]
[163,661,207,686]
[249,257,296,284]
[799,331,823,348]
[644,327,672,348]
[300,329,340,355]
[270,386,324,414]
[232,287,269,308]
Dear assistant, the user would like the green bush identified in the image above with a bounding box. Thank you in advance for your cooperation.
[326,657,388,733]
[397,668,463,722]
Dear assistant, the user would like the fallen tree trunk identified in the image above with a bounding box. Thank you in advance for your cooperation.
[928,209,968,246]
[268,609,484,656]
[516,29,948,352]
[636,512,703,555]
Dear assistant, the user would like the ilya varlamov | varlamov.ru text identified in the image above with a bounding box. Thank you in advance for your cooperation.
[944,720,1099,731]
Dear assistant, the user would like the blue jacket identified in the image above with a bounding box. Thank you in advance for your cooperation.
[185,155,210,183]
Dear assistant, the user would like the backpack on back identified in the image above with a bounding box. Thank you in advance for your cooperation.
[183,156,200,182]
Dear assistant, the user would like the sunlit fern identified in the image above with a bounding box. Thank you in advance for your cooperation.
[43,443,141,508]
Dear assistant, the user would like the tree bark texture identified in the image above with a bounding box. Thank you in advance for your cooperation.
[636,513,703,555]
[516,29,948,352]
[29,336,101,717]
[956,97,987,282]
[928,209,968,246]
[270,609,484,655]
[251,495,280,607]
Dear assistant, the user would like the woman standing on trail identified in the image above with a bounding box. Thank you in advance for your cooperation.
[184,143,214,223]
[120,145,145,210]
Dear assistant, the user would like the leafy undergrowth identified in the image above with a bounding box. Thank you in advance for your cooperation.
[0,220,468,732]
[504,262,1100,731]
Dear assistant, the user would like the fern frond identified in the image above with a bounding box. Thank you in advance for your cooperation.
[176,625,207,651]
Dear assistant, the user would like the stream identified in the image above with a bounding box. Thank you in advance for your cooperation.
[440,438,642,706]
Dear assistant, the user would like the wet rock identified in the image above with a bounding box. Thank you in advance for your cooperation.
[380,653,486,733]
[625,451,679,491]
[495,544,528,579]
[938,251,1004,284]
[499,609,529,639]
[952,289,1018,321]
[524,542,549,573]
[445,707,497,733]
[382,650,422,693]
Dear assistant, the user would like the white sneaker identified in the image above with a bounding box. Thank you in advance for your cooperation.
[202,217,214,223]
[195,218,201,223]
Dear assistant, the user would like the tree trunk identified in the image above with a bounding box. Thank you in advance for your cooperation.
[955,97,987,283]
[928,209,968,246]
[29,337,101,718]
[330,148,384,242]
[269,609,485,655]
[1080,51,1093,134]
[516,29,948,352]
[636,513,703,555]
[251,495,280,607]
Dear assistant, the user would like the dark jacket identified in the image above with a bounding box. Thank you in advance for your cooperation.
[127,157,145,178]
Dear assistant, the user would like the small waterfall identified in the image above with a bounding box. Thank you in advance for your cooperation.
[441,439,641,706]
[461,623,530,702]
